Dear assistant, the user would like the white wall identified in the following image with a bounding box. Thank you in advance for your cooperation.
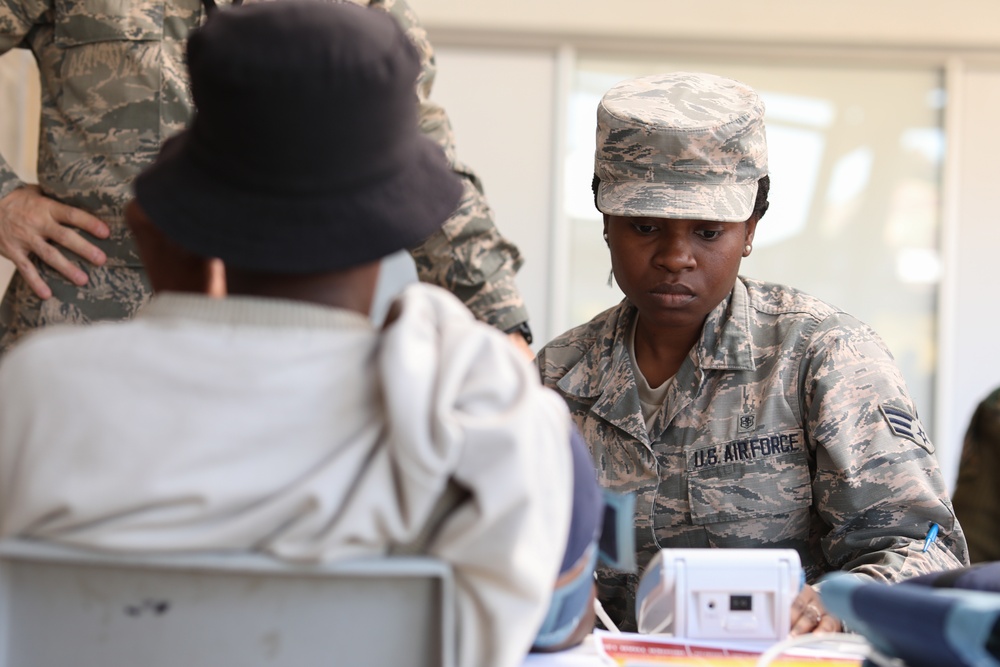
[941,67,1000,478]
[369,48,560,342]
[415,0,1000,51]
[430,47,559,348]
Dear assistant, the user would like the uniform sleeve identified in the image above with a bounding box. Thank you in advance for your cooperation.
[803,314,970,582]
[0,0,46,200]
[368,0,529,332]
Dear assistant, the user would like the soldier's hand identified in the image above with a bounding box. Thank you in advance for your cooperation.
[789,584,841,636]
[0,185,109,299]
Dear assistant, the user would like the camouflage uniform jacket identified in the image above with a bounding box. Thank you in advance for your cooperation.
[0,0,526,351]
[951,386,1000,563]
[537,276,969,631]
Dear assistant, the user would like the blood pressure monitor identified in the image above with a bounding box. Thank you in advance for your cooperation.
[635,548,803,640]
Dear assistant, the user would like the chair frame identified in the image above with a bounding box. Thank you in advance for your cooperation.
[0,539,455,667]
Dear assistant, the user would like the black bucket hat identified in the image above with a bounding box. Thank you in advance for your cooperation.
[133,0,463,273]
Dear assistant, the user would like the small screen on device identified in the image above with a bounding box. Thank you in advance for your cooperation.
[730,595,752,611]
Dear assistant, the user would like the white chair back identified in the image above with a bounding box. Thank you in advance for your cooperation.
[0,540,454,667]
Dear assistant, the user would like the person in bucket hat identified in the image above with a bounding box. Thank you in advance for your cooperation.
[0,4,600,665]
[537,71,967,634]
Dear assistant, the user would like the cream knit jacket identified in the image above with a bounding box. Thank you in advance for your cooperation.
[0,283,573,667]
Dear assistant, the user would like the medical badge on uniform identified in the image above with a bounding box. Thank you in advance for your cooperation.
[880,404,934,453]
[738,387,756,433]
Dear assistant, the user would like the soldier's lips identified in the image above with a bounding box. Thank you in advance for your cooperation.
[648,284,695,307]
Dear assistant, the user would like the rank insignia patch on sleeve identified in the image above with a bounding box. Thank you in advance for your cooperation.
[879,404,934,453]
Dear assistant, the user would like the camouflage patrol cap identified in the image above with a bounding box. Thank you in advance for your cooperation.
[595,72,768,222]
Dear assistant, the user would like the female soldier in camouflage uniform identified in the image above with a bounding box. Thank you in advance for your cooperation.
[536,71,968,634]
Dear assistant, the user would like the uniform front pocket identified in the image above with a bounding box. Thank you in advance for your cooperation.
[687,432,812,528]
[53,0,165,154]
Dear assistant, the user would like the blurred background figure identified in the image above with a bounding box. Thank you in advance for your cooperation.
[952,386,1000,563]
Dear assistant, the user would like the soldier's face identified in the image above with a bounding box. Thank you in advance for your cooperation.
[605,214,756,335]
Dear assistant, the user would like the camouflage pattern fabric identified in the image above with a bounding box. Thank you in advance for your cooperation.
[594,72,767,223]
[951,386,1000,563]
[537,276,969,631]
[372,0,527,330]
[0,0,527,353]
[0,0,199,346]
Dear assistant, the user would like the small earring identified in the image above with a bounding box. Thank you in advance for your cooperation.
[607,268,614,287]
[744,244,752,256]
[603,232,609,244]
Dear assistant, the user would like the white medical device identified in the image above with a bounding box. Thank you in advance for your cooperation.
[635,548,803,640]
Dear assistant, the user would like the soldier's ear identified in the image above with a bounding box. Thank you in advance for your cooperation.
[744,217,758,247]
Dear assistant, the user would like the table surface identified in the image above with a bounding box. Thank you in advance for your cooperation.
[521,635,605,667]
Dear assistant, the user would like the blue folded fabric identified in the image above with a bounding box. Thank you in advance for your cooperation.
[820,572,1000,667]
[905,562,1000,594]
[534,426,633,650]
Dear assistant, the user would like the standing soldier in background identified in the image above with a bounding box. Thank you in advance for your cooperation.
[0,0,533,354]
[951,386,1000,563]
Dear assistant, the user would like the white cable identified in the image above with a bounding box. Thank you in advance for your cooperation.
[642,607,673,636]
[591,571,621,634]
[593,597,620,634]
[754,632,874,667]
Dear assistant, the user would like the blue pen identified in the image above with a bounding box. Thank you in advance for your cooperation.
[922,522,939,552]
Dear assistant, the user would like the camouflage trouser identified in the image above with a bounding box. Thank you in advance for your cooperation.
[0,260,151,354]
[596,567,642,632]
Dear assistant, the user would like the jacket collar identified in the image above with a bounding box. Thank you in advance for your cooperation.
[557,301,648,443]
[697,277,756,373]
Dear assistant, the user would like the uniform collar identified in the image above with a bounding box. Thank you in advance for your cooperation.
[556,301,649,443]
[697,277,756,373]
